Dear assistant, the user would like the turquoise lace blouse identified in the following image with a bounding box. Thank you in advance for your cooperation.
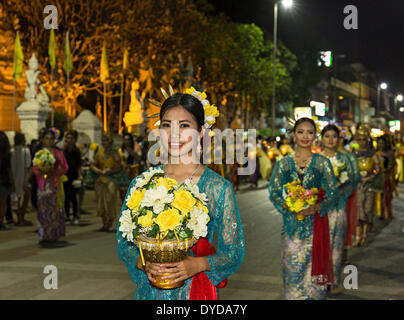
[117,166,245,300]
[268,153,339,240]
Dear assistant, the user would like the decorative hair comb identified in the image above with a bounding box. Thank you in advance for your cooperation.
[148,86,219,129]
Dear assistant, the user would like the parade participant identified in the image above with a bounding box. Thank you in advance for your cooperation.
[32,130,68,244]
[11,133,32,226]
[91,133,129,232]
[0,132,15,230]
[320,125,359,294]
[63,130,82,225]
[338,137,361,259]
[279,136,294,156]
[119,132,140,181]
[257,143,272,181]
[117,90,245,300]
[353,126,380,247]
[268,118,339,300]
[376,135,395,221]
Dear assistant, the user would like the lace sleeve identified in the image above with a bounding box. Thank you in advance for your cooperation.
[340,153,358,199]
[268,160,290,217]
[205,181,245,286]
[116,178,143,284]
[318,157,339,217]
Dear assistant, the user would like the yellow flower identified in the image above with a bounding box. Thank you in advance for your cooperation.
[138,210,154,228]
[155,177,178,190]
[292,198,306,212]
[171,188,196,214]
[153,208,182,232]
[184,86,197,95]
[126,189,146,211]
[306,195,318,206]
[204,104,219,118]
[333,168,340,177]
[196,201,209,215]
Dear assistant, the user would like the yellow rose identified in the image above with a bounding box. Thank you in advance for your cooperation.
[196,201,209,214]
[306,195,318,206]
[126,189,146,211]
[155,177,178,190]
[171,189,196,214]
[333,168,339,177]
[153,208,182,232]
[137,210,154,228]
[292,199,306,212]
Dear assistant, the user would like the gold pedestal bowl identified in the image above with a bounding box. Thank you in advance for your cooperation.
[136,235,196,290]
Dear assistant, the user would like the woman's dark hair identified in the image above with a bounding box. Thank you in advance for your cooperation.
[377,135,391,152]
[160,93,205,131]
[65,130,78,141]
[0,131,10,155]
[293,117,316,133]
[321,124,340,137]
[41,129,56,140]
[122,132,134,150]
[14,132,26,146]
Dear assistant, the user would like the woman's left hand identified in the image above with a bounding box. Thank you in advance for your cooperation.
[299,204,320,216]
[158,256,209,285]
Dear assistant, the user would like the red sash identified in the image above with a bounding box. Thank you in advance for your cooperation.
[311,188,334,285]
[189,238,227,300]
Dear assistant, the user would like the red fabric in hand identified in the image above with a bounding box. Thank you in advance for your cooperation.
[311,188,334,285]
[189,238,227,300]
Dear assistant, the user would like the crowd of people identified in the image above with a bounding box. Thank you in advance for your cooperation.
[0,128,152,245]
[268,118,402,299]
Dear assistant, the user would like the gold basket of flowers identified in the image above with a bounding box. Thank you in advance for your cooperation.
[119,167,210,289]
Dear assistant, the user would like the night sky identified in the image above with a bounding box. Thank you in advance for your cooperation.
[207,0,404,94]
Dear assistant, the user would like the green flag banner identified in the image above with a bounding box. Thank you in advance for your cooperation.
[12,32,24,80]
[48,28,56,69]
[63,31,73,75]
[100,42,109,82]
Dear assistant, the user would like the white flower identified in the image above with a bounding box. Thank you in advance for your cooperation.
[201,99,209,107]
[184,179,208,205]
[135,167,164,189]
[187,207,209,239]
[141,185,174,214]
[119,209,136,242]
[339,171,348,184]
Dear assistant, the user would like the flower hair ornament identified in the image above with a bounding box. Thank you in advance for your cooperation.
[287,115,322,134]
[148,86,220,129]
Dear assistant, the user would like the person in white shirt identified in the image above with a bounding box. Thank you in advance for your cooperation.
[11,133,33,226]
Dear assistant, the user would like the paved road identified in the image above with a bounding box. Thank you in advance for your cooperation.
[0,180,403,300]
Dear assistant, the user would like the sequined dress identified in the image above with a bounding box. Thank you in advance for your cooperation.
[268,153,339,299]
[117,166,245,300]
[322,151,359,285]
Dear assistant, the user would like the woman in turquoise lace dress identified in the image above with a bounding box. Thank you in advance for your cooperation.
[117,92,245,300]
[268,118,339,300]
[320,125,359,293]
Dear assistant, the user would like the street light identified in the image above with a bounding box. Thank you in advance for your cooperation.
[395,94,403,119]
[271,0,293,137]
[376,82,388,116]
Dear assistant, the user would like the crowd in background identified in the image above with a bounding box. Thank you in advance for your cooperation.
[0,124,402,251]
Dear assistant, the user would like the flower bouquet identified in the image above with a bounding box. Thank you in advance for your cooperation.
[329,157,348,186]
[283,179,325,221]
[119,167,210,289]
[33,149,56,180]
